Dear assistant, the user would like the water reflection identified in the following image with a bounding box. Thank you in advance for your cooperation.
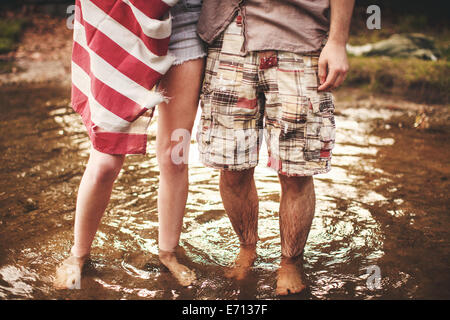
[0,85,448,299]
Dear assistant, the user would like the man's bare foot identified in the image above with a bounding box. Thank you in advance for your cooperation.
[224,244,257,281]
[276,256,307,295]
[54,251,89,290]
[159,249,196,286]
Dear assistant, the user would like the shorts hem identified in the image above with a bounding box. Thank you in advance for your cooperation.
[199,155,257,171]
[172,53,207,66]
[267,163,332,177]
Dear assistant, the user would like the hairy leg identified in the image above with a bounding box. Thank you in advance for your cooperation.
[156,58,204,286]
[219,169,259,280]
[54,147,125,289]
[276,175,315,295]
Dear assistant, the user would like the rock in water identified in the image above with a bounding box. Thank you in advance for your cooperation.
[347,33,440,60]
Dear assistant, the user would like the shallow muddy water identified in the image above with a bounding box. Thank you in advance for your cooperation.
[0,85,449,300]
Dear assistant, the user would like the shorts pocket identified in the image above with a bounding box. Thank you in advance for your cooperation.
[303,92,336,162]
[197,88,213,147]
[210,58,258,122]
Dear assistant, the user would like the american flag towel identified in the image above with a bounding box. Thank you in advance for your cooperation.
[71,0,178,154]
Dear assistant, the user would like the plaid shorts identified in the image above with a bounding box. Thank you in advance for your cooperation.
[196,17,336,176]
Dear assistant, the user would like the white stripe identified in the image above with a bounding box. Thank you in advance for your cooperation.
[122,0,172,39]
[72,62,151,134]
[79,0,174,75]
[74,20,165,111]
[162,0,179,6]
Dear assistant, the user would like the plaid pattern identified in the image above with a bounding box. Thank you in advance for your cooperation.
[196,18,336,176]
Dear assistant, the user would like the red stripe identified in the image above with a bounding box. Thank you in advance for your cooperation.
[320,150,331,158]
[237,98,257,109]
[128,0,170,19]
[72,42,148,122]
[75,0,82,23]
[71,83,94,138]
[92,129,147,155]
[79,19,162,91]
[91,77,147,122]
[267,155,282,172]
[89,0,170,56]
[71,41,90,74]
[277,68,300,73]
[72,83,90,121]
[72,84,147,155]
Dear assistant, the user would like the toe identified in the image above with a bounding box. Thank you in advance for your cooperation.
[276,286,289,296]
[292,284,305,294]
[177,267,196,286]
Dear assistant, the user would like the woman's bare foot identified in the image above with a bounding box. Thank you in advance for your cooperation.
[276,256,307,295]
[54,251,89,290]
[159,249,196,286]
[224,244,257,281]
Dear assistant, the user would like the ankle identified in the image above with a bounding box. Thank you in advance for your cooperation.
[239,243,257,251]
[159,248,176,261]
[280,255,301,266]
[70,246,90,260]
[237,244,257,262]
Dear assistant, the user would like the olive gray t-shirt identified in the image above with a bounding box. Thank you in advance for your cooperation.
[197,0,330,54]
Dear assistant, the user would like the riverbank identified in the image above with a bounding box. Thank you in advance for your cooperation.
[1,13,449,108]
[344,56,449,105]
[0,14,71,85]
[346,4,450,105]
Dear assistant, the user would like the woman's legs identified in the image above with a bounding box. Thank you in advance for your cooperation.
[54,147,125,289]
[72,148,125,255]
[156,58,205,286]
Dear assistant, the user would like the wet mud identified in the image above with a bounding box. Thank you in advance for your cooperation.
[0,84,449,299]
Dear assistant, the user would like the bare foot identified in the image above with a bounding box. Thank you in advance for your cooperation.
[159,249,196,286]
[276,257,307,295]
[224,244,257,281]
[54,252,89,290]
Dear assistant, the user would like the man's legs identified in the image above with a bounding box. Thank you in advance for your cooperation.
[219,168,259,280]
[276,174,315,295]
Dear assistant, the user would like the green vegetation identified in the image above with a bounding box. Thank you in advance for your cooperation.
[0,18,27,54]
[345,56,450,104]
[346,11,450,105]
[0,18,27,74]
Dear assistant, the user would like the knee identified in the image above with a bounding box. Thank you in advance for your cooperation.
[88,158,123,185]
[279,175,314,193]
[157,145,188,176]
[220,169,254,188]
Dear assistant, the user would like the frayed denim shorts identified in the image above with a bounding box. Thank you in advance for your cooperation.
[169,0,206,65]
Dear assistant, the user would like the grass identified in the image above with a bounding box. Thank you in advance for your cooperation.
[0,60,15,74]
[0,18,28,75]
[0,18,27,54]
[345,56,450,104]
[345,13,450,105]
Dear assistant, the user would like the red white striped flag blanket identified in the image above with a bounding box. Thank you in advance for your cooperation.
[71,0,178,154]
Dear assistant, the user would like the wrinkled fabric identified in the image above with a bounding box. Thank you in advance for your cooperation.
[197,0,330,54]
[71,0,178,155]
[197,17,335,176]
[169,0,206,65]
